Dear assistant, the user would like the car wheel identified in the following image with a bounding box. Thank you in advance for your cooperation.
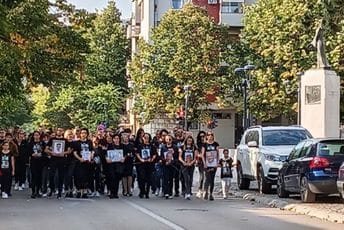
[300,176,316,203]
[277,175,289,198]
[237,164,250,190]
[257,166,272,194]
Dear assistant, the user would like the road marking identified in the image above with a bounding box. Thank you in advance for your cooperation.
[123,200,186,230]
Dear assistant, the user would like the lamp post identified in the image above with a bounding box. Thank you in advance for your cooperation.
[183,85,191,131]
[234,64,255,131]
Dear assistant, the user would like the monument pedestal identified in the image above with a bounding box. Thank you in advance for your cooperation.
[300,68,340,138]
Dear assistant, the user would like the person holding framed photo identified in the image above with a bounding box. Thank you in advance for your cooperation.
[105,134,125,199]
[45,128,71,199]
[201,131,220,201]
[179,135,197,200]
[73,128,94,199]
[160,134,179,199]
[135,133,157,199]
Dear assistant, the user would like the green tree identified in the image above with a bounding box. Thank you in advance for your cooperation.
[47,83,123,128]
[129,4,226,123]
[224,0,344,121]
[86,1,129,89]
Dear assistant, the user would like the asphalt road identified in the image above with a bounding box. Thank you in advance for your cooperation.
[0,191,342,230]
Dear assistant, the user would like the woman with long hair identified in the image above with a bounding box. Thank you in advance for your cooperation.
[28,131,45,198]
[0,141,15,198]
[135,133,157,198]
[179,135,197,200]
[196,131,206,198]
[106,134,125,199]
[122,133,135,196]
[201,131,219,201]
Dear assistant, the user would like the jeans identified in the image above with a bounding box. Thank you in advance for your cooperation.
[49,157,65,194]
[181,166,194,195]
[163,165,174,196]
[221,177,231,197]
[198,165,206,191]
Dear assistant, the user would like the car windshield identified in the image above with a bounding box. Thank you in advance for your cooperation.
[262,130,308,146]
[318,141,344,156]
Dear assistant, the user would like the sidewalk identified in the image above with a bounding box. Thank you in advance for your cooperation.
[193,167,344,224]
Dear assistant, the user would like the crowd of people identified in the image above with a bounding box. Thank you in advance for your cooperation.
[0,126,233,201]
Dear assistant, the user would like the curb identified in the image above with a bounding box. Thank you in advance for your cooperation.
[231,190,344,224]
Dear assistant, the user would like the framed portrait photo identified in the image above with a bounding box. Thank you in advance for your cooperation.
[206,150,217,168]
[107,149,124,162]
[52,140,65,156]
[81,150,91,161]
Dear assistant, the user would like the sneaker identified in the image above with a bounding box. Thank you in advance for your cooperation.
[57,193,62,199]
[2,192,8,199]
[47,191,53,198]
[95,191,100,198]
[14,184,19,191]
[18,186,23,191]
[31,194,36,199]
[155,189,160,196]
[76,192,81,198]
[81,193,88,199]
[209,194,214,201]
[165,194,169,199]
[186,194,191,200]
[203,192,209,200]
[174,194,180,197]
[145,194,149,199]
[196,190,202,198]
[21,184,26,189]
[42,193,47,198]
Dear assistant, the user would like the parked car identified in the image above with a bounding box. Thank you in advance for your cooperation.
[277,139,344,202]
[235,125,312,194]
[337,162,344,202]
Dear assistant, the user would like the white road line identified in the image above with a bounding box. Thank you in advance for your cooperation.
[123,200,186,230]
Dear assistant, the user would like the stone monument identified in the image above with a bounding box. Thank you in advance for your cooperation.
[300,19,340,138]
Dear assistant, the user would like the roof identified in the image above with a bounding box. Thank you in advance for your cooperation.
[247,125,307,131]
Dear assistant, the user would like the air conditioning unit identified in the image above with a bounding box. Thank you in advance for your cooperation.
[208,0,218,4]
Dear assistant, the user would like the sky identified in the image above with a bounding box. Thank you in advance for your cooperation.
[67,0,131,19]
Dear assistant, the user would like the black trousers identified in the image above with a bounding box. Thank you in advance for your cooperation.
[75,162,92,190]
[172,164,180,195]
[163,165,174,196]
[108,163,122,196]
[198,165,206,190]
[49,157,65,193]
[31,159,43,195]
[15,159,26,185]
[137,164,153,196]
[64,160,76,191]
[0,169,12,194]
[204,168,216,194]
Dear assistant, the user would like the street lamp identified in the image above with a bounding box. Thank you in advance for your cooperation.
[234,64,255,131]
[184,85,192,131]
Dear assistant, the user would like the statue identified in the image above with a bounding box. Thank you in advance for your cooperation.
[311,19,331,69]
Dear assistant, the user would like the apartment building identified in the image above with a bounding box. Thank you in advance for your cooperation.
[126,0,256,148]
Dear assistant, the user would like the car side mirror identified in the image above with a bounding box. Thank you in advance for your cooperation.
[247,141,258,148]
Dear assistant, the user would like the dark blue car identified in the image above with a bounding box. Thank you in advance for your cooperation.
[277,138,344,202]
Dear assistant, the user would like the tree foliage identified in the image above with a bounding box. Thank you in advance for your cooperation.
[129,4,226,123]
[223,0,344,121]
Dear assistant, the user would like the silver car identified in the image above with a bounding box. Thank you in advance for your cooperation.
[337,162,344,202]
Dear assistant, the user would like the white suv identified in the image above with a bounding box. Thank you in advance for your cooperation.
[235,126,312,194]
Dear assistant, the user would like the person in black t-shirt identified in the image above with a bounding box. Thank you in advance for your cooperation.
[64,129,77,198]
[135,133,157,198]
[179,135,197,200]
[196,131,206,198]
[219,149,233,199]
[73,128,94,199]
[160,134,179,199]
[28,131,46,198]
[45,128,71,199]
[122,133,135,196]
[0,141,15,198]
[201,131,220,201]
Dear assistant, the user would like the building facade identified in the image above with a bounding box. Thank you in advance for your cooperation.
[126,0,256,148]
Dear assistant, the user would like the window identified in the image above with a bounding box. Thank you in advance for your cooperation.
[289,141,305,160]
[262,129,309,146]
[172,0,184,9]
[221,2,243,14]
[245,130,259,145]
[317,141,344,156]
